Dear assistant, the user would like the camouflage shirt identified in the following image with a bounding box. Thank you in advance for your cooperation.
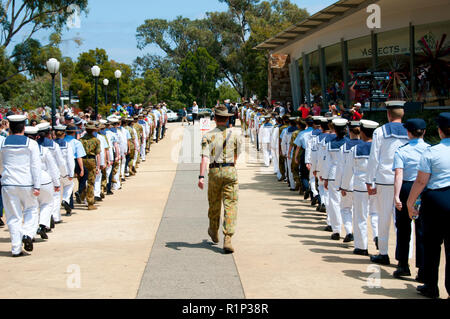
[201,126,242,164]
[81,133,101,157]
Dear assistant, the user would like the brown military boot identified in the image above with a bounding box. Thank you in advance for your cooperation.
[223,235,234,253]
[87,205,97,211]
[208,228,219,244]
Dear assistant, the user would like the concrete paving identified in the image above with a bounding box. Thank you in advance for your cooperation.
[137,124,245,299]
[0,123,182,298]
[0,121,446,299]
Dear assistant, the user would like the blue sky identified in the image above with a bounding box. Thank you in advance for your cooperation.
[29,0,336,65]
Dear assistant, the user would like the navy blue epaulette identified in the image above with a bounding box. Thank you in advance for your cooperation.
[328,137,348,151]
[344,139,363,152]
[355,142,372,158]
[3,135,29,148]
[382,122,408,139]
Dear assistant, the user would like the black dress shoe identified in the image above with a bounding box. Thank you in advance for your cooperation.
[374,237,379,250]
[331,233,340,240]
[94,196,103,202]
[22,236,33,252]
[343,233,354,243]
[0,218,4,227]
[106,191,114,195]
[311,195,319,206]
[324,225,333,232]
[319,204,326,213]
[353,248,369,256]
[393,266,411,278]
[417,285,439,299]
[37,225,48,240]
[50,216,55,229]
[12,251,25,258]
[416,268,425,283]
[45,227,52,233]
[75,192,81,204]
[370,254,390,265]
[54,220,63,225]
[62,201,72,214]
[304,191,310,200]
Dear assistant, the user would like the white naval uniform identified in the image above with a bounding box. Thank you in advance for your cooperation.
[94,134,108,198]
[366,123,408,255]
[105,129,117,188]
[271,125,280,175]
[259,122,274,167]
[39,138,66,224]
[117,126,129,187]
[37,145,60,230]
[316,133,335,209]
[0,135,41,255]
[342,142,379,250]
[53,139,74,222]
[322,137,350,235]
[305,130,321,198]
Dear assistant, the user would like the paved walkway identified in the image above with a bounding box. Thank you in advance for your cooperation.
[0,122,446,299]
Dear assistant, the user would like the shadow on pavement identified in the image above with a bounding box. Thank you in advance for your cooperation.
[165,239,225,255]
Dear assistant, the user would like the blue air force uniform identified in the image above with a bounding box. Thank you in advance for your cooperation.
[392,119,429,278]
[415,113,450,298]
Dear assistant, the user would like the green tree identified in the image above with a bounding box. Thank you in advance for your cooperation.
[179,47,219,107]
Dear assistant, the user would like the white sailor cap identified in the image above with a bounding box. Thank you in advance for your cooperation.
[354,103,362,107]
[289,117,298,120]
[37,122,51,132]
[385,100,406,109]
[53,125,67,131]
[360,120,379,129]
[349,121,361,127]
[332,118,348,127]
[109,118,120,124]
[99,119,108,124]
[7,115,26,122]
[24,126,39,135]
[320,117,329,123]
[312,116,322,121]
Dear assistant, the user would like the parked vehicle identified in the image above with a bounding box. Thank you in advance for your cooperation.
[166,109,178,122]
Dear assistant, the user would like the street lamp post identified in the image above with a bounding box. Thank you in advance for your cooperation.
[103,79,109,106]
[115,70,122,105]
[91,65,101,120]
[46,58,60,129]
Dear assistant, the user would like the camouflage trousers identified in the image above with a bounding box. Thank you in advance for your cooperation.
[101,168,107,195]
[128,146,135,174]
[291,154,301,190]
[208,167,238,237]
[80,158,96,205]
[111,161,119,183]
[279,154,286,179]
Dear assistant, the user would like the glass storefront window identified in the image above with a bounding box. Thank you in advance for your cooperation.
[298,57,304,105]
[347,35,373,106]
[414,20,450,106]
[377,27,411,101]
[324,43,343,106]
[309,50,321,106]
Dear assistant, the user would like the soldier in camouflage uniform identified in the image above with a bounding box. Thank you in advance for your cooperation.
[80,122,101,210]
[278,116,289,182]
[288,119,303,191]
[124,118,136,176]
[199,105,242,253]
[132,116,143,167]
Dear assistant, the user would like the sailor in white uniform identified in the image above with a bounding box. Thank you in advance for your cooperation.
[25,126,60,240]
[36,122,67,227]
[341,120,380,255]
[94,121,109,201]
[271,117,281,176]
[366,101,409,265]
[305,116,322,205]
[0,115,41,257]
[259,116,274,167]
[53,125,75,217]
[322,118,351,241]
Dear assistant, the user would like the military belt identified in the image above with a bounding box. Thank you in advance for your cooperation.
[209,163,235,168]
[85,155,96,159]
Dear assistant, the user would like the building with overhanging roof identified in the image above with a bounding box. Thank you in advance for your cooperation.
[256,0,450,111]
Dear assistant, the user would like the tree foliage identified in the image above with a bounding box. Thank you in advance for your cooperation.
[136,0,309,99]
